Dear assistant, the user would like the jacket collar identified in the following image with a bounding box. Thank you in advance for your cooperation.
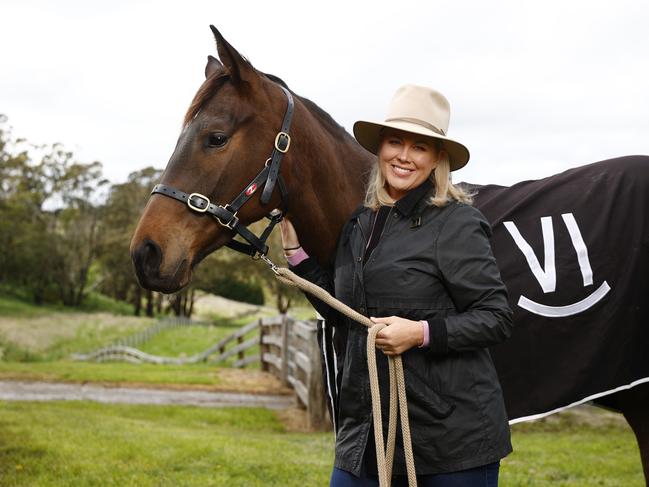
[349,178,434,224]
[394,178,434,216]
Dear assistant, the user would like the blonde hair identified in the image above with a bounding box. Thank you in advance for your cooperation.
[363,143,475,209]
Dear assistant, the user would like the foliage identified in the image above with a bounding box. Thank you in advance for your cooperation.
[0,115,107,307]
[193,224,305,311]
[0,114,306,315]
[96,166,163,316]
[199,272,265,305]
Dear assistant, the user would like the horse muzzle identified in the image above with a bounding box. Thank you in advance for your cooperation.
[130,238,190,293]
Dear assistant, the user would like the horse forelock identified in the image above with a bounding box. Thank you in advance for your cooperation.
[183,73,230,127]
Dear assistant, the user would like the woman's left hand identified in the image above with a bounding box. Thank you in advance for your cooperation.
[370,316,424,356]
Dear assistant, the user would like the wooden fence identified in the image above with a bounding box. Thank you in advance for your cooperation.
[110,316,208,348]
[71,318,260,366]
[259,315,329,430]
[71,314,330,430]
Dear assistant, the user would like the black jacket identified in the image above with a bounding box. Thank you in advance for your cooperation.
[290,179,514,476]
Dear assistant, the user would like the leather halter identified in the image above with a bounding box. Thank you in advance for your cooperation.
[150,85,294,258]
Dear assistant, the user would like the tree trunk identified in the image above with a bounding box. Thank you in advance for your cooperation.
[133,285,142,316]
[145,288,154,317]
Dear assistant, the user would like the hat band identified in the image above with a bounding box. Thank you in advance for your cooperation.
[384,117,446,136]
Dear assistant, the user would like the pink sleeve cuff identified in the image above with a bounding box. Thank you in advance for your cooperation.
[286,247,309,267]
[418,320,429,348]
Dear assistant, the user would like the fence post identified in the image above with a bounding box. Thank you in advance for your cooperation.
[237,335,244,362]
[259,318,268,372]
[307,322,329,431]
[280,314,290,386]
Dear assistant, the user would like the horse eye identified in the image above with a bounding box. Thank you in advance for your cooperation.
[207,133,228,148]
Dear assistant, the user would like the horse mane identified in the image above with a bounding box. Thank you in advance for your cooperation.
[183,68,351,140]
[264,73,350,138]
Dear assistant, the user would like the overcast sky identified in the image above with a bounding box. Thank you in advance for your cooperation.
[2,0,648,187]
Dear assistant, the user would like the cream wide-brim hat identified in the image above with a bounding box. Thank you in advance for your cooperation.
[353,84,470,171]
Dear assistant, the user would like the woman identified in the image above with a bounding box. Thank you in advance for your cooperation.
[280,85,513,486]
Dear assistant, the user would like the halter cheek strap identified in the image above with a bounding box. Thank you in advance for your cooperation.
[150,85,294,258]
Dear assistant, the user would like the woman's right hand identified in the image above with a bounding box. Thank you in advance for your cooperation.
[279,218,301,257]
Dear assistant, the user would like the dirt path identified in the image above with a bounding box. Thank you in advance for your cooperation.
[0,380,295,409]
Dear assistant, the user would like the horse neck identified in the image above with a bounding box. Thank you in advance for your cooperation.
[285,98,374,267]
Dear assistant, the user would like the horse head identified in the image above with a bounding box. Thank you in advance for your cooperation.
[130,26,373,293]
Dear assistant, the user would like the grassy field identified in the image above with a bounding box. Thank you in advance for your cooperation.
[0,401,333,487]
[0,293,156,362]
[0,361,292,394]
[506,410,643,485]
[0,292,312,364]
[0,292,313,394]
[0,291,134,317]
[0,400,643,487]
[0,293,645,485]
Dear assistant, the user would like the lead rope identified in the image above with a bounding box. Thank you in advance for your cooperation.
[264,259,417,487]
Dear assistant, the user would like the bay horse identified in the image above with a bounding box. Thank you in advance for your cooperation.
[130,26,649,483]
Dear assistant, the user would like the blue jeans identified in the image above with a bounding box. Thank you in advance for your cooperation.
[330,461,500,487]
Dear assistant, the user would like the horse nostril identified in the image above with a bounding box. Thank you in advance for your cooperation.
[133,239,163,277]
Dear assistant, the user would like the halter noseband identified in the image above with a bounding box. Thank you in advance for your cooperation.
[150,85,294,258]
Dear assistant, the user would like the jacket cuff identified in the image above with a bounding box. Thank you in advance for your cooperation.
[289,256,318,276]
[427,318,448,354]
[418,320,429,348]
[286,247,309,266]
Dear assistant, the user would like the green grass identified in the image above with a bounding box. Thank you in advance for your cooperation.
[503,417,644,486]
[0,291,134,317]
[138,316,262,358]
[137,324,235,356]
[0,295,58,318]
[76,292,134,316]
[0,401,333,487]
[0,313,155,362]
[0,361,224,387]
[0,360,286,394]
[0,401,643,486]
[0,294,268,363]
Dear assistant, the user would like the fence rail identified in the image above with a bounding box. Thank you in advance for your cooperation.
[111,316,209,348]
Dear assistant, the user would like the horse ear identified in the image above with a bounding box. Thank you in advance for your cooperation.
[205,55,223,79]
[209,25,256,84]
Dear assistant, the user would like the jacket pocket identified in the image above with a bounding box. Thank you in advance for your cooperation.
[402,361,456,420]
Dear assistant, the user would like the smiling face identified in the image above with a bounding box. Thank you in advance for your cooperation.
[378,128,442,200]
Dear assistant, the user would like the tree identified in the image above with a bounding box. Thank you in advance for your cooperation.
[98,167,163,315]
[0,115,108,305]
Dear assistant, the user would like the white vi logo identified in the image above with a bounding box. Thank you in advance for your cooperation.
[503,213,611,318]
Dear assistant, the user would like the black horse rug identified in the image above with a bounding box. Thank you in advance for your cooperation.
[317,155,649,425]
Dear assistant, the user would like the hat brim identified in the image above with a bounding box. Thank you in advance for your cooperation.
[353,119,470,171]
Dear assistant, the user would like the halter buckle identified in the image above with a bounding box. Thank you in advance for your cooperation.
[187,193,210,213]
[274,132,291,153]
[260,253,280,275]
[215,205,239,230]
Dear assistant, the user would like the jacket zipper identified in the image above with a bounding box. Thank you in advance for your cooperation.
[362,206,394,267]
[355,207,394,317]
